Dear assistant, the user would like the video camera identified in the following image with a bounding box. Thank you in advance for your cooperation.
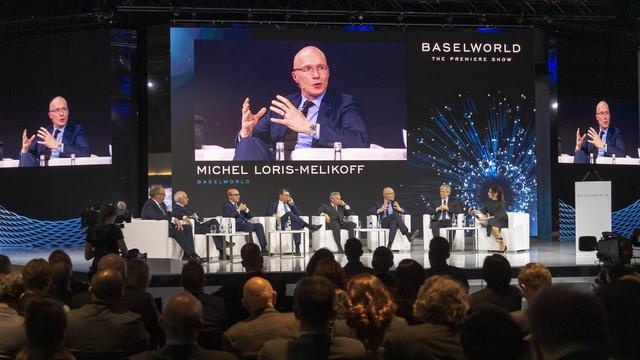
[579,232,633,267]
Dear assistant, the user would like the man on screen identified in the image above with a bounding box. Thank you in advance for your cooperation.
[574,100,625,163]
[234,46,370,160]
[18,96,90,167]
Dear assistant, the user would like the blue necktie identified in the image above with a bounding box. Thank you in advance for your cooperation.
[284,203,290,214]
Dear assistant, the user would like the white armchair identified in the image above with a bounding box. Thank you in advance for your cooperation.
[422,213,466,251]
[122,219,183,259]
[476,212,530,252]
[311,215,359,252]
[364,215,412,251]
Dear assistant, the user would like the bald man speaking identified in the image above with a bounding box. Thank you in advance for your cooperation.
[234,46,370,161]
[574,100,625,163]
[19,96,90,167]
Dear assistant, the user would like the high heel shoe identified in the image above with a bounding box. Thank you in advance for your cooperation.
[498,239,507,253]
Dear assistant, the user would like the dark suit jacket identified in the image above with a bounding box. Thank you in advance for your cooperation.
[468,286,523,314]
[131,344,237,360]
[259,333,366,360]
[318,203,355,223]
[425,265,470,291]
[222,201,253,226]
[242,90,369,149]
[172,203,200,221]
[384,322,464,360]
[65,302,149,354]
[223,308,299,359]
[266,201,302,217]
[575,124,625,163]
[368,200,406,216]
[426,198,463,221]
[24,123,90,158]
[191,291,227,350]
[141,199,173,222]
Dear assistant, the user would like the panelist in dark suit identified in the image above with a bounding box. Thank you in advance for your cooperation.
[19,96,91,167]
[173,191,229,260]
[369,187,418,249]
[426,184,463,241]
[574,100,625,163]
[140,184,204,263]
[318,191,356,253]
[222,188,269,256]
[266,188,322,255]
[234,46,369,161]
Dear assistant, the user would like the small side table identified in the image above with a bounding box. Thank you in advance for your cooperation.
[269,229,307,258]
[441,227,478,252]
[205,231,250,262]
[354,228,390,249]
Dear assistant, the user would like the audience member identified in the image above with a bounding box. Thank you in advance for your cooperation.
[224,277,298,359]
[132,292,237,360]
[48,249,89,295]
[305,248,335,276]
[596,278,640,360]
[66,269,149,355]
[313,258,348,319]
[48,261,73,307]
[460,306,527,360]
[215,244,286,325]
[530,285,608,360]
[0,254,11,274]
[181,261,227,350]
[425,236,469,291]
[0,274,27,358]
[16,297,74,360]
[512,262,552,334]
[468,254,522,313]
[334,273,403,359]
[385,276,467,360]
[20,258,55,314]
[371,247,395,290]
[259,276,365,360]
[393,259,426,325]
[343,238,374,278]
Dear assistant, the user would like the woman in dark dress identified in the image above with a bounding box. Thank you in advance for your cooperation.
[473,186,509,252]
[85,203,128,277]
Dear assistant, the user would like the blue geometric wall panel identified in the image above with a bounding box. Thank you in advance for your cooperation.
[0,206,86,248]
[558,199,640,240]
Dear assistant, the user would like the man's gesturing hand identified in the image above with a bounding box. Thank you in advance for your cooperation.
[240,97,266,138]
[270,95,313,134]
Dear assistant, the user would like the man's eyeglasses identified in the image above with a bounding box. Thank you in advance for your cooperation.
[596,111,610,116]
[230,193,240,196]
[293,65,329,73]
[49,107,68,114]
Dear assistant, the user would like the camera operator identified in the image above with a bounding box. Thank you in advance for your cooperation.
[85,203,128,277]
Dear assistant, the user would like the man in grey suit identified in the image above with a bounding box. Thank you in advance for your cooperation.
[259,276,365,360]
[66,269,149,356]
[224,276,298,359]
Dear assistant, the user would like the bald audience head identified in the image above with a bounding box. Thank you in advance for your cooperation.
[242,276,276,314]
[161,292,204,342]
[90,269,125,304]
[97,254,127,278]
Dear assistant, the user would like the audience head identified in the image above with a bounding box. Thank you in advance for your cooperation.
[161,292,204,343]
[242,276,276,314]
[22,297,67,356]
[0,273,25,308]
[460,306,527,360]
[428,236,451,265]
[344,238,364,261]
[47,249,71,268]
[126,259,150,291]
[0,254,11,274]
[596,278,640,359]
[313,258,346,291]
[518,262,552,304]
[22,258,51,292]
[99,203,118,225]
[345,273,396,351]
[481,254,512,292]
[240,243,263,272]
[395,259,426,298]
[371,246,394,273]
[97,253,127,278]
[50,261,71,291]
[305,248,335,275]
[530,285,608,360]
[181,260,206,294]
[294,276,336,330]
[90,269,125,305]
[414,276,469,328]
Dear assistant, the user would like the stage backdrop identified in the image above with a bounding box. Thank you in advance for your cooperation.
[170,26,537,235]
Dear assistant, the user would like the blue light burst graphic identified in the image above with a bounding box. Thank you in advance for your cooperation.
[407,92,537,235]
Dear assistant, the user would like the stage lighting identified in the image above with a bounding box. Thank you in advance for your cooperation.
[147,81,154,88]
[551,101,558,110]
